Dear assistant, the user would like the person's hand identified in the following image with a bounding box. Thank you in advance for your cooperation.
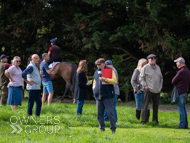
[99,77,106,81]
[52,62,56,68]
[137,89,141,94]
[27,81,34,86]
[10,78,15,82]
[86,83,90,86]
[144,86,149,89]
[51,71,55,74]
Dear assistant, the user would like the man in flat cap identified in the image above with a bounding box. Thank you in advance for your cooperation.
[139,54,163,124]
[172,57,190,129]
[0,54,12,105]
[93,58,117,133]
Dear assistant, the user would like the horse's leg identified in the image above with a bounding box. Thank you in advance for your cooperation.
[60,83,69,101]
[68,84,76,104]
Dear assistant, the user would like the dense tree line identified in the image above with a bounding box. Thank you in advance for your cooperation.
[1,0,190,101]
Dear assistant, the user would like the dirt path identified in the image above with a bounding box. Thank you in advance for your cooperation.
[53,99,190,114]
[126,104,190,114]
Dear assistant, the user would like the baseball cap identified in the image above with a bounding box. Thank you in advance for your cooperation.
[174,57,185,63]
[105,60,113,65]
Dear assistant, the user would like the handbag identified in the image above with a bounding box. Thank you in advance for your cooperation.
[171,86,178,103]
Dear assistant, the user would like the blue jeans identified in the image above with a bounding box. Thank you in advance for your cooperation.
[134,91,144,110]
[104,94,118,122]
[76,100,84,115]
[27,90,42,116]
[177,93,188,128]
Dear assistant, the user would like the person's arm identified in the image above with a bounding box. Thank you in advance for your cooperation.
[100,70,117,85]
[131,69,141,94]
[92,79,96,90]
[172,70,181,84]
[159,67,163,91]
[48,47,53,57]
[5,69,14,82]
[131,69,139,90]
[139,66,148,89]
[22,66,34,86]
[46,62,55,74]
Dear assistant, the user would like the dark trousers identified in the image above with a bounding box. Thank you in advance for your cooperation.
[141,89,160,123]
[0,84,8,105]
[96,98,116,131]
[27,90,42,116]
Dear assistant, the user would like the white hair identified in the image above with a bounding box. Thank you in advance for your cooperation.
[12,56,21,65]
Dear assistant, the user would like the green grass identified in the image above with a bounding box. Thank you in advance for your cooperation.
[0,101,190,143]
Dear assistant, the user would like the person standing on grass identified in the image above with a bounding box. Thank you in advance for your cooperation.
[0,54,12,106]
[40,53,55,106]
[139,54,163,124]
[104,60,120,122]
[131,58,147,120]
[5,56,24,110]
[74,60,89,115]
[93,58,117,133]
[172,57,190,129]
[22,54,42,117]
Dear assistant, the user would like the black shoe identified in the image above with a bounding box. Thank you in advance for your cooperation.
[174,126,188,129]
[100,129,105,132]
[141,121,146,125]
[153,121,159,125]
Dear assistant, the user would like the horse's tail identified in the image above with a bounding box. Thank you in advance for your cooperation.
[71,64,78,93]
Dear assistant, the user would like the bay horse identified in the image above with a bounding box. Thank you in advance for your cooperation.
[50,62,77,101]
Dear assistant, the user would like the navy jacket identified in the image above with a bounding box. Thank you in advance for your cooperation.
[74,72,88,100]
[93,67,115,100]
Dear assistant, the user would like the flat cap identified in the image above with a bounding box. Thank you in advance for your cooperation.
[0,54,9,60]
[147,54,156,59]
[95,58,105,65]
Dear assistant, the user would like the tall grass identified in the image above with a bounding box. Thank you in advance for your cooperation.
[0,101,190,143]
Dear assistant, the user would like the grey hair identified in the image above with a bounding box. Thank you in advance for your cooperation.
[42,53,48,59]
[12,56,21,64]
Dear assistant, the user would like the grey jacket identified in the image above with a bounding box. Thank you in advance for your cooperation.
[112,67,120,95]
[131,68,142,93]
[26,61,41,90]
[139,63,163,93]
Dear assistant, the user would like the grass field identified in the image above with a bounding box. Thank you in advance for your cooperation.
[0,101,190,143]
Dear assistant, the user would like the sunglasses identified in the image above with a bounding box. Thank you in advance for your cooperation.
[16,61,21,63]
[150,57,156,60]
